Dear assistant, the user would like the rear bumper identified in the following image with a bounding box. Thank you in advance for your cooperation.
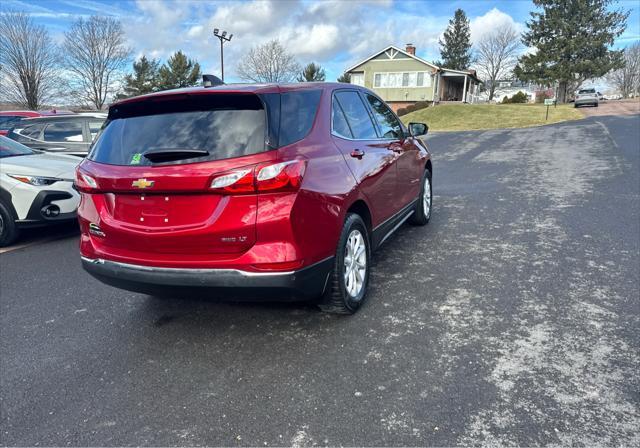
[81,256,334,301]
[575,98,598,106]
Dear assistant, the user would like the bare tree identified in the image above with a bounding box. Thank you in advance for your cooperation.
[607,42,640,98]
[475,24,522,101]
[237,39,300,83]
[62,16,131,109]
[0,11,60,110]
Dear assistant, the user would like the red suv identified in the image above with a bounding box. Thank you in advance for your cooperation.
[76,83,432,313]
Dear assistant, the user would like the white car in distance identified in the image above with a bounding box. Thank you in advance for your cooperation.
[0,135,80,246]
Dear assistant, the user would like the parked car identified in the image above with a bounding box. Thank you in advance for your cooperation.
[7,113,107,156]
[0,110,74,136]
[0,135,81,246]
[76,83,432,313]
[574,88,599,107]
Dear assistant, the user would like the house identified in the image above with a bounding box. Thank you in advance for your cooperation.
[345,44,482,112]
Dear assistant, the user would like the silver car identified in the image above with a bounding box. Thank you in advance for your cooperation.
[574,88,599,108]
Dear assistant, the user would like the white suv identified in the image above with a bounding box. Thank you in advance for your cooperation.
[0,136,80,246]
[575,88,599,108]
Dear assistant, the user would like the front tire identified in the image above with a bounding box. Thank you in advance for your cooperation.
[0,201,19,247]
[409,170,432,226]
[319,213,371,314]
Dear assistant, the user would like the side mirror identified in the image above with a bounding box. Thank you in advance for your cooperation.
[408,122,428,137]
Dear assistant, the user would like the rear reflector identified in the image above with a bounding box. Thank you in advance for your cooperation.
[251,260,304,271]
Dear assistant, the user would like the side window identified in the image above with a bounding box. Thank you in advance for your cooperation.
[331,97,353,138]
[365,94,403,139]
[89,120,104,140]
[43,121,84,142]
[279,90,322,147]
[17,123,44,139]
[334,91,377,140]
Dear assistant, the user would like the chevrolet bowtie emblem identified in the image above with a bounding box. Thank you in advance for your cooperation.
[132,178,154,189]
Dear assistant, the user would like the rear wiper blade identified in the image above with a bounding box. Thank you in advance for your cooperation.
[143,148,209,162]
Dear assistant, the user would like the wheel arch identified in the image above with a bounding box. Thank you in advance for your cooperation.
[346,199,372,237]
[0,187,18,220]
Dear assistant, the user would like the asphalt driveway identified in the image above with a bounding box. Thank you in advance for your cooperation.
[1,114,638,446]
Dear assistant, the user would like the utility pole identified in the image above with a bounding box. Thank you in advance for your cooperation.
[213,28,233,82]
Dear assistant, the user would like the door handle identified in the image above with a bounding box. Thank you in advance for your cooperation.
[350,149,365,159]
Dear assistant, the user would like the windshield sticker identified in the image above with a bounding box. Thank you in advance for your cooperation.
[130,153,142,165]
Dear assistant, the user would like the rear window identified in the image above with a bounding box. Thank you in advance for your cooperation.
[43,121,84,142]
[89,94,266,166]
[0,116,24,131]
[0,136,35,158]
[578,89,596,94]
[278,90,321,147]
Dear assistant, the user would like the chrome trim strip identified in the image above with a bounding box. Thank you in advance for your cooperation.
[372,199,417,233]
[378,210,414,246]
[80,255,335,277]
[81,256,295,277]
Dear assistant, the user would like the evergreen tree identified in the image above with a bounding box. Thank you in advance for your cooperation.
[439,9,472,70]
[515,0,628,103]
[157,51,201,90]
[297,62,326,82]
[336,72,351,83]
[119,55,160,98]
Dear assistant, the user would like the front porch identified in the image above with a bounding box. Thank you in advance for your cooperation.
[435,70,481,104]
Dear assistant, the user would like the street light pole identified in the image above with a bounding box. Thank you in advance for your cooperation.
[213,28,233,82]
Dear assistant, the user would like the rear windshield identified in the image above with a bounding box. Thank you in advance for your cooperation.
[0,136,35,158]
[578,89,596,94]
[0,116,24,131]
[88,94,267,166]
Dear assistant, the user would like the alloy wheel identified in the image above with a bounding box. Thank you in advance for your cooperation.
[344,229,367,298]
[423,176,431,217]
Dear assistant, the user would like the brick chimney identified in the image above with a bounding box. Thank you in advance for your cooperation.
[405,43,416,55]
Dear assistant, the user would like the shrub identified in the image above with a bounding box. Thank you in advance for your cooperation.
[397,101,431,116]
[535,89,554,103]
[502,91,528,104]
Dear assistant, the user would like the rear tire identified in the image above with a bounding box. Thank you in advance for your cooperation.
[409,170,432,226]
[319,213,370,314]
[0,201,19,247]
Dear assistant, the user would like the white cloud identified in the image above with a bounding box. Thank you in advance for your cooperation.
[470,7,524,43]
[53,0,526,81]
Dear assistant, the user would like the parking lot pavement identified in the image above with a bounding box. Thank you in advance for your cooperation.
[578,98,640,116]
[1,115,639,446]
[0,223,79,255]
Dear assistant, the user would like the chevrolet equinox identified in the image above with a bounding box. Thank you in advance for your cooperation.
[76,83,432,314]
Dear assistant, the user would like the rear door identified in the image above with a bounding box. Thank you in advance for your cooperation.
[83,93,272,260]
[40,120,89,153]
[363,93,422,208]
[330,89,398,225]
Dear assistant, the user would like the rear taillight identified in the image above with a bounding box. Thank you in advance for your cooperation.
[209,169,254,193]
[74,168,99,193]
[209,160,306,194]
[256,160,306,192]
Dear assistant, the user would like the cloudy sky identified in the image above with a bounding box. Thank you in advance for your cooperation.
[5,0,640,82]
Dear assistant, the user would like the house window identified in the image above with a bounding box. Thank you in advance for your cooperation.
[373,71,432,88]
[350,73,364,86]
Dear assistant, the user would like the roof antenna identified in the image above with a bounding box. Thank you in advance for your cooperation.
[203,74,224,88]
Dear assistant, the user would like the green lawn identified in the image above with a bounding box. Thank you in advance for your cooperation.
[400,103,584,132]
